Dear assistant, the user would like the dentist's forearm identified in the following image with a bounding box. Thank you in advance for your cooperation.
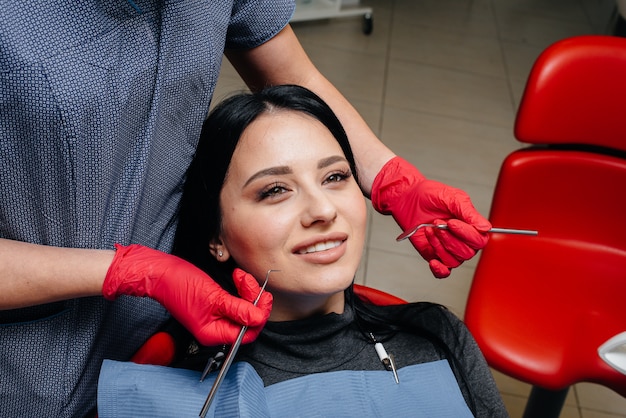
[0,238,114,309]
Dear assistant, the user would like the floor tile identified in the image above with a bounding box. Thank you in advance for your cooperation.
[494,6,595,47]
[378,106,518,187]
[293,41,387,105]
[392,0,499,39]
[576,383,626,416]
[384,59,516,128]
[389,23,507,78]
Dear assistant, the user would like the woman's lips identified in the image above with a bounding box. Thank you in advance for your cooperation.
[293,233,348,255]
[292,234,349,263]
[296,240,343,254]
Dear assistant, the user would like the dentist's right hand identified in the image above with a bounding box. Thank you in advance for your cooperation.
[102,244,272,346]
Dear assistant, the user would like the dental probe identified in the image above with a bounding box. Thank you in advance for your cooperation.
[199,269,278,418]
[396,223,538,242]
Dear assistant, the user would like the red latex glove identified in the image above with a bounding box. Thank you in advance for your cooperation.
[102,244,272,346]
[371,157,492,278]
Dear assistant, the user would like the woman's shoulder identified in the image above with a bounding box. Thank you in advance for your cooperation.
[367,300,454,317]
[366,301,466,333]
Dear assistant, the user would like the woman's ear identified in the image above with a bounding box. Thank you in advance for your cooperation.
[209,239,230,262]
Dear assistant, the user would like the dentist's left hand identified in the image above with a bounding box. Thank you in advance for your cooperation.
[371,157,492,278]
[102,244,272,346]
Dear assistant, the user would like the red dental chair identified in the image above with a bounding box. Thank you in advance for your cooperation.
[131,283,407,366]
[464,35,626,417]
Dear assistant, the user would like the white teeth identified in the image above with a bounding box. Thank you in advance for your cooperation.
[298,240,342,254]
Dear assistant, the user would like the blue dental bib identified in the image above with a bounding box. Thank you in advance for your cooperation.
[98,360,473,417]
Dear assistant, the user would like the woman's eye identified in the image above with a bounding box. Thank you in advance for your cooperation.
[258,183,289,200]
[324,169,352,184]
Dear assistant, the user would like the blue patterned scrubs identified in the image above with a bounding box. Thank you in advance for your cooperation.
[0,1,294,416]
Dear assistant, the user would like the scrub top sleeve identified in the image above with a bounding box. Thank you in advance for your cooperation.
[226,0,296,49]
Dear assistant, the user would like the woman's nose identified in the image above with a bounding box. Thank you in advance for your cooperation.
[300,188,337,227]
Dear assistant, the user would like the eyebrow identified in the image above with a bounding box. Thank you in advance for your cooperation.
[318,155,348,169]
[243,155,348,187]
[244,166,292,187]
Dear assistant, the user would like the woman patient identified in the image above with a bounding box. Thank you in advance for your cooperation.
[98,85,508,417]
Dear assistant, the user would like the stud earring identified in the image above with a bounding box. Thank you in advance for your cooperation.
[218,250,223,258]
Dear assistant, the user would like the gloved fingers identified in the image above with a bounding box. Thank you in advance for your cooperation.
[232,268,263,302]
[255,291,273,318]
[195,319,241,346]
[447,191,492,232]
[407,225,465,268]
[240,290,273,344]
[177,270,272,346]
[241,322,266,344]
[431,220,481,262]
[423,226,463,268]
[194,291,272,347]
[408,231,437,261]
[429,259,451,279]
[216,291,272,328]
[445,219,490,250]
[231,267,274,327]
[407,223,478,277]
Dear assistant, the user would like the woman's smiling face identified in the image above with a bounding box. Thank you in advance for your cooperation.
[216,110,367,321]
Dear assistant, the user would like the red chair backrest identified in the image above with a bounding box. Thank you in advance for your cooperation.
[465,35,626,397]
[515,35,626,151]
[353,283,407,305]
